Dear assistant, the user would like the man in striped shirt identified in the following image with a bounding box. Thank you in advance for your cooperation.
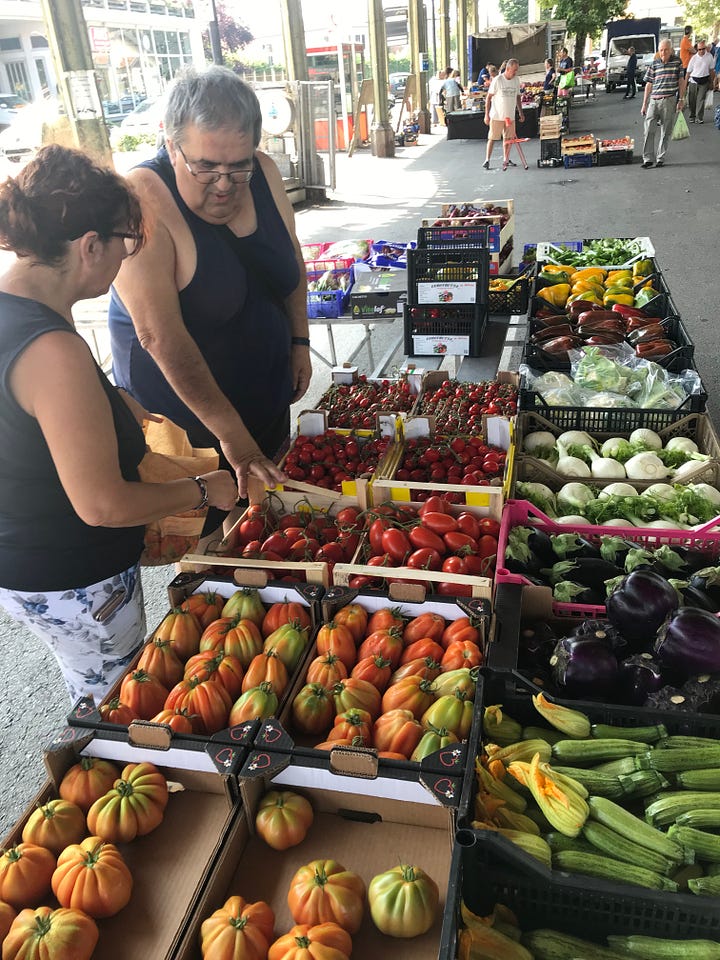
[640,39,687,168]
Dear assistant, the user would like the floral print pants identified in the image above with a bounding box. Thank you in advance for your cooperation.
[0,563,146,704]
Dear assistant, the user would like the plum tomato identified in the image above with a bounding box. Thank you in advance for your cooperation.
[406,548,442,570]
[409,525,445,554]
[421,512,459,536]
[381,528,412,564]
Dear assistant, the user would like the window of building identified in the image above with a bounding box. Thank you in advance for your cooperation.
[30,36,49,49]
[6,60,31,99]
[0,38,22,52]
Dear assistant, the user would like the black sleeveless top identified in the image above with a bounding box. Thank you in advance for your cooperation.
[107,148,299,447]
[0,293,146,590]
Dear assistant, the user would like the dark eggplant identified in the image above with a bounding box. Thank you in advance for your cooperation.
[550,534,601,561]
[617,653,664,706]
[527,528,558,566]
[689,567,720,609]
[606,570,679,649]
[550,637,619,699]
[654,607,720,684]
[571,619,627,654]
[543,558,622,594]
[553,581,605,605]
[520,622,557,659]
[667,547,713,575]
[644,686,698,713]
[682,675,720,714]
[667,579,720,613]
[504,526,542,576]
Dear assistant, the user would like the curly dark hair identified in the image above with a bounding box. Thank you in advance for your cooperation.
[0,144,143,264]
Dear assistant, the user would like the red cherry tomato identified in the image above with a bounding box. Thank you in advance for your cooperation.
[477,535,498,559]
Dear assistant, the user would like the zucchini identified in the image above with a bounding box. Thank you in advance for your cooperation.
[645,792,720,828]
[582,820,675,876]
[676,768,720,791]
[591,722,667,743]
[551,738,648,765]
[708,863,720,876]
[639,746,720,772]
[618,769,670,798]
[677,809,720,830]
[553,849,678,891]
[588,796,685,863]
[483,704,523,746]
[522,929,630,960]
[522,725,565,745]
[659,735,720,749]
[551,765,624,799]
[544,830,597,855]
[607,935,720,959]
[487,738,553,764]
[689,874,720,896]
[668,824,720,862]
[498,828,552,867]
[592,756,640,776]
[532,693,591,738]
[458,924,533,960]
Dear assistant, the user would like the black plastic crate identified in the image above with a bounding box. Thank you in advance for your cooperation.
[597,148,634,165]
[408,246,490,306]
[540,136,562,160]
[488,276,529,315]
[417,223,496,249]
[403,302,488,356]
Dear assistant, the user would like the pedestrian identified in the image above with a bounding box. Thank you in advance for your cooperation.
[640,39,687,168]
[441,68,462,114]
[715,41,720,89]
[429,69,444,124]
[557,47,574,76]
[680,26,694,71]
[623,46,638,99]
[483,58,525,171]
[0,144,238,702]
[543,58,556,90]
[478,62,491,84]
[108,66,303,531]
[686,39,715,121]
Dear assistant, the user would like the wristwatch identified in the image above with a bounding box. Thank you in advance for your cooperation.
[191,475,209,510]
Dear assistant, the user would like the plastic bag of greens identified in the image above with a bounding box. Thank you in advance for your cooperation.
[519,366,585,406]
[569,344,635,396]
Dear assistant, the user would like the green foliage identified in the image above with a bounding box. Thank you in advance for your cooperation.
[682,0,720,36]
[116,133,157,152]
[499,0,530,25]
[552,0,627,42]
[389,54,411,73]
[202,0,252,61]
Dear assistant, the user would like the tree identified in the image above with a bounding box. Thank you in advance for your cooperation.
[682,0,720,38]
[552,0,626,66]
[499,0,530,25]
[202,1,253,61]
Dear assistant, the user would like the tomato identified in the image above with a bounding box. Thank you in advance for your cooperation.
[369,517,392,555]
[229,682,278,724]
[406,547,442,570]
[86,762,169,844]
[437,581,473,597]
[165,675,232,734]
[98,697,138,726]
[59,757,120,813]
[441,639,484,671]
[381,528,411,563]
[149,707,195,734]
[0,902,16,943]
[153,609,201,661]
[372,709,424,758]
[463,554,494,577]
[441,617,481,649]
[418,496,453,516]
[401,638,444,664]
[291,683,335,735]
[479,517,501,538]
[335,506,361,527]
[434,668,477,701]
[179,591,225,629]
[268,922,352,960]
[238,516,265,543]
[328,708,373,746]
[120,669,169,720]
[21,800,85,855]
[306,652,348,690]
[357,628,404,669]
[0,844,55,908]
[289,537,320,562]
[332,677,382,720]
[52,837,132,919]
[381,676,436,720]
[315,542,346,565]
[410,724,459,761]
[420,512,458,536]
[368,863,439,938]
[350,655,392,692]
[403,613,446,646]
[265,622,310,672]
[222,587,266,626]
[201,896,275,960]
[315,621,356,671]
[287,859,366,933]
[262,601,312,639]
[455,512,481,540]
[367,607,405,634]
[242,650,289,699]
[137,638,185,689]
[332,603,368,644]
[389,656,442,685]
[442,556,467,575]
[200,617,263,668]
[2,906,98,960]
[422,693,474,739]
[443,531,478,554]
[255,790,314,851]
[408,525,445,553]
[477,534,498,559]
[185,650,245,701]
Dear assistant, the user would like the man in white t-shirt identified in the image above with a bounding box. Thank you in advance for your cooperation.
[483,58,524,170]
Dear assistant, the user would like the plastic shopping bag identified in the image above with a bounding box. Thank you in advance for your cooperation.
[672,110,690,140]
[558,71,576,90]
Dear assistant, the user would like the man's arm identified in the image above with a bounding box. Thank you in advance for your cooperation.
[113,170,284,497]
[516,92,524,122]
[641,69,654,113]
[257,152,312,404]
[484,90,493,123]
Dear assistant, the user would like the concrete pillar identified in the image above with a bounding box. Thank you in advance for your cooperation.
[456,0,468,85]
[368,0,394,157]
[469,0,479,37]
[280,0,309,82]
[408,0,431,133]
[38,0,112,167]
[438,0,451,72]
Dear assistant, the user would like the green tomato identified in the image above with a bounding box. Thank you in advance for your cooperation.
[368,863,439,938]
[421,693,474,739]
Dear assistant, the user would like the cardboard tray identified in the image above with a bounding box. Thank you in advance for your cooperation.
[176,754,457,960]
[0,730,244,960]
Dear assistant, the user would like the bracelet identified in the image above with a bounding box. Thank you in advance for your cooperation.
[292,336,310,347]
[190,476,208,510]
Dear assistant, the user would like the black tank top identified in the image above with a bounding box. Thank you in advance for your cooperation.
[0,293,145,590]
[108,148,299,446]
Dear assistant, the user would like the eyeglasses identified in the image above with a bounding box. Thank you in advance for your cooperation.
[108,231,143,254]
[176,144,253,184]
[698,47,707,51]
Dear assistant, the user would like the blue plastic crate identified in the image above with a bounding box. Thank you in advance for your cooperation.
[563,153,595,168]
[307,288,350,319]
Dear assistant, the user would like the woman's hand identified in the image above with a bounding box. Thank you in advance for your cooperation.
[201,470,240,511]
[292,343,312,402]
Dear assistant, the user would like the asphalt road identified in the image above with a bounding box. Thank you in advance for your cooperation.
[1,89,718,838]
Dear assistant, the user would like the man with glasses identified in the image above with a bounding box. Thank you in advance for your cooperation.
[108,67,310,529]
[686,40,716,121]
[640,40,687,168]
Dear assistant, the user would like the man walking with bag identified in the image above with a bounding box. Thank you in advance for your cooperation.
[686,40,715,121]
[640,39,687,168]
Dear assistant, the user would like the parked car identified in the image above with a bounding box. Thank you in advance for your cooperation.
[389,72,411,100]
[0,93,29,132]
[109,94,167,149]
[0,98,61,163]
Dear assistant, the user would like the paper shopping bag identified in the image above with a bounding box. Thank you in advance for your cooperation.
[138,418,219,565]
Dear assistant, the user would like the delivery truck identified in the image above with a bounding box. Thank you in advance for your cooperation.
[602,17,661,91]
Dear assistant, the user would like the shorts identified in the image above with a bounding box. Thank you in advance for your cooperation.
[489,118,516,140]
[0,562,146,704]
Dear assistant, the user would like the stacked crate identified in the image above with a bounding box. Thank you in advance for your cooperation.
[403,226,490,358]
[539,114,562,168]
[561,134,597,168]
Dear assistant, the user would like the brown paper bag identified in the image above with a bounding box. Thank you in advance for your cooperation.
[138,418,219,565]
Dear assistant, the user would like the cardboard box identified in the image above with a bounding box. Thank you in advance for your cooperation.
[176,751,457,960]
[349,263,408,317]
[0,730,244,960]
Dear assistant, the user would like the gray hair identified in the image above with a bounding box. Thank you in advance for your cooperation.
[659,38,672,51]
[164,66,262,147]
[507,58,519,67]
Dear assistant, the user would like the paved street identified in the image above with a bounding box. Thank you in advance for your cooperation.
[1,89,718,836]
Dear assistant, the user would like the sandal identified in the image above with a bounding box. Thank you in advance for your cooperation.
[502,160,508,171]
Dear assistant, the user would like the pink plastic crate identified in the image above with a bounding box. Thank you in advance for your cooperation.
[495,499,720,620]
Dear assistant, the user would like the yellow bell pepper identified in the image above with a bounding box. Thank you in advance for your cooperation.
[567,291,603,306]
[603,292,634,307]
[542,263,572,274]
[606,270,632,284]
[633,258,654,277]
[571,279,605,296]
[537,284,570,308]
[570,267,607,282]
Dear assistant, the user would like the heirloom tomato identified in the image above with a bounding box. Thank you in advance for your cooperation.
[350,655,392,692]
[2,906,98,960]
[0,844,55,908]
[21,799,85,855]
[328,708,373,746]
[0,901,17,942]
[366,606,405,634]
[242,650,289,699]
[98,697,139,726]
[165,675,232,734]
[264,622,310,672]
[137,638,184,689]
[59,756,120,812]
[441,640,483,671]
[267,922,352,960]
[185,650,245,701]
[433,667,476,700]
[389,657,442,685]
[149,707,195,734]
[357,628,403,668]
[400,638,444,664]
[120,668,169,720]
[305,653,347,690]
[180,591,225,628]
[200,895,275,960]
[221,587,266,625]
[368,864,439,938]
[262,602,311,639]
[52,837,132,918]
[331,603,367,643]
[403,613,446,646]
[287,859,366,933]
[331,677,381,720]
[229,682,278,724]
[440,616,480,649]
[255,790,314,851]
[86,761,168,844]
[153,608,201,661]
[422,692,473,739]
[410,724,459,762]
[381,676,436,720]
[372,709,424,759]
[200,616,263,667]
[291,683,334,736]
[315,622,356,671]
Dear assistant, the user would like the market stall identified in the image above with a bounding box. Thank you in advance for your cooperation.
[3,209,720,960]
[446,82,542,141]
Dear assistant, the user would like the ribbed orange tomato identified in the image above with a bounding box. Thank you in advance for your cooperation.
[305,653,347,690]
[287,860,365,934]
[0,843,55,908]
[332,603,368,644]
[242,650,289,699]
[350,654,392,692]
[292,683,334,736]
[153,608,201,661]
[268,922,352,960]
[440,639,483,671]
[120,668,169,720]
[373,709,424,759]
[403,612,446,646]
[389,657,442,685]
[137,637,184,689]
[200,616,264,667]
[149,707,195,734]
[2,906,98,960]
[21,799,86,855]
[58,757,120,813]
[332,678,381,720]
[255,790,314,850]
[98,697,139,726]
[400,638,444,665]
[52,837,133,918]
[180,590,225,628]
[165,675,232,734]
[86,761,168,843]
[261,601,312,639]
[366,606,405,634]
[315,622,356,671]
[0,900,17,942]
[200,896,275,960]
[357,628,403,668]
[381,676,436,720]
[327,709,373,746]
[185,650,245,701]
[440,615,481,650]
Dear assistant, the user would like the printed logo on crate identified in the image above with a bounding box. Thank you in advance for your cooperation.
[417,281,478,305]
